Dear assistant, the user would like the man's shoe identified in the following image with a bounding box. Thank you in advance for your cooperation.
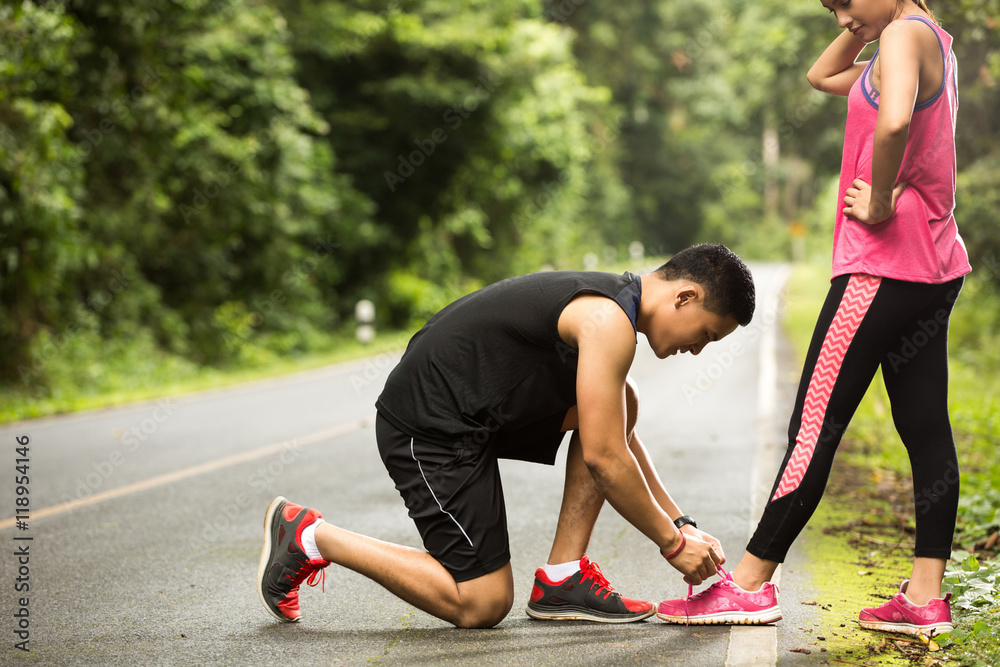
[257,496,331,622]
[858,580,953,637]
[526,556,655,623]
[657,566,782,625]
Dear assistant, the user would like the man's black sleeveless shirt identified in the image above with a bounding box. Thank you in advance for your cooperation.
[375,270,641,450]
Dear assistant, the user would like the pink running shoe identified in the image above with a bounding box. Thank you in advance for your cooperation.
[858,580,953,637]
[657,566,782,625]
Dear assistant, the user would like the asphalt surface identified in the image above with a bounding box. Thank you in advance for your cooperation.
[0,262,828,666]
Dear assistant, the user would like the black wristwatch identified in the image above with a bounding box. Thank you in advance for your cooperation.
[673,515,697,530]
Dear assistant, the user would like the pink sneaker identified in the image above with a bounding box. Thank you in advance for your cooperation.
[858,580,953,637]
[657,566,782,625]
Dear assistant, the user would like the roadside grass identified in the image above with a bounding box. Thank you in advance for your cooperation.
[784,261,1000,666]
[0,328,416,424]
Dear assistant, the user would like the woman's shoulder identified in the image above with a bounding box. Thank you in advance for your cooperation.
[880,15,944,51]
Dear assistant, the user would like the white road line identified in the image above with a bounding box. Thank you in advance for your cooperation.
[0,416,374,531]
[726,265,791,667]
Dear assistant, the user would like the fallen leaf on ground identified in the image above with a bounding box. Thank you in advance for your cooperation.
[986,531,999,550]
[789,648,812,654]
[976,531,999,551]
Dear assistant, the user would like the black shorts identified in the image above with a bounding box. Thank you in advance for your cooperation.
[375,411,568,582]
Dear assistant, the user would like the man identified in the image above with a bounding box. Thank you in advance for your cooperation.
[258,243,756,628]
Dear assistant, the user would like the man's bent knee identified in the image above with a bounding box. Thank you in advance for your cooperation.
[453,564,514,628]
[453,593,513,628]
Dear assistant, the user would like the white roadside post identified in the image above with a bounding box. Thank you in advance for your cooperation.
[355,299,376,344]
[603,245,617,266]
[629,241,644,265]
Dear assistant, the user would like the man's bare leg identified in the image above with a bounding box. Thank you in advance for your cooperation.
[546,430,604,564]
[314,524,514,628]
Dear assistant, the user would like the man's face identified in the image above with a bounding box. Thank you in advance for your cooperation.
[646,295,740,360]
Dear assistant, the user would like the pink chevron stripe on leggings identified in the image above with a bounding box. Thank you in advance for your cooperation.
[771,274,882,502]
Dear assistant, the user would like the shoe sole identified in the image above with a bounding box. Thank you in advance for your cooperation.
[858,619,953,637]
[257,496,298,623]
[526,605,655,623]
[656,607,782,625]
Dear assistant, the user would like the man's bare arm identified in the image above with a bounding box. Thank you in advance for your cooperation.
[559,296,719,583]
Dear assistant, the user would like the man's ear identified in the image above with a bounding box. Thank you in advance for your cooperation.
[675,285,700,308]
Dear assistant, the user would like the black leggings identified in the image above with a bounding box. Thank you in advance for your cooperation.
[747,273,964,562]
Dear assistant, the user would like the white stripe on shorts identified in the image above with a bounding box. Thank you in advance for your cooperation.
[410,438,474,548]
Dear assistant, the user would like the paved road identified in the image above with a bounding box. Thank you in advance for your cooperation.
[0,262,823,666]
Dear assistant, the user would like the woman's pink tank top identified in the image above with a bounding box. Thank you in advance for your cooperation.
[831,15,971,283]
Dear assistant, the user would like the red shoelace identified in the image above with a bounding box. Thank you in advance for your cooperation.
[581,560,615,600]
[285,561,326,593]
[305,566,325,592]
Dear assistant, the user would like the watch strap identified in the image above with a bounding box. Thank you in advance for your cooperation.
[673,515,697,530]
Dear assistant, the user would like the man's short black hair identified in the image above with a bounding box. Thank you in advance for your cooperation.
[652,244,755,326]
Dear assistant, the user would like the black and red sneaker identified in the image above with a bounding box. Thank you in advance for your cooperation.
[257,496,331,622]
[526,556,655,623]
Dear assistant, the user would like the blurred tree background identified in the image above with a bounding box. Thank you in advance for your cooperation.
[1,0,998,408]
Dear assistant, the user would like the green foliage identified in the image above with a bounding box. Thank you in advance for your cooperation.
[666,0,846,260]
[936,0,1000,167]
[0,1,88,379]
[945,552,1000,611]
[938,620,1000,667]
[939,553,1000,667]
[547,0,721,253]
[279,0,632,290]
[1,0,375,383]
[955,491,1000,549]
[946,277,1000,367]
[384,269,482,327]
[957,154,1000,291]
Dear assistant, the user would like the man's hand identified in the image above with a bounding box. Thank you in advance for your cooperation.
[683,525,725,563]
[843,178,907,225]
[679,525,725,585]
[661,532,721,586]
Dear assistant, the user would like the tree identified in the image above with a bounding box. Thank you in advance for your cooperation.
[277,0,630,324]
